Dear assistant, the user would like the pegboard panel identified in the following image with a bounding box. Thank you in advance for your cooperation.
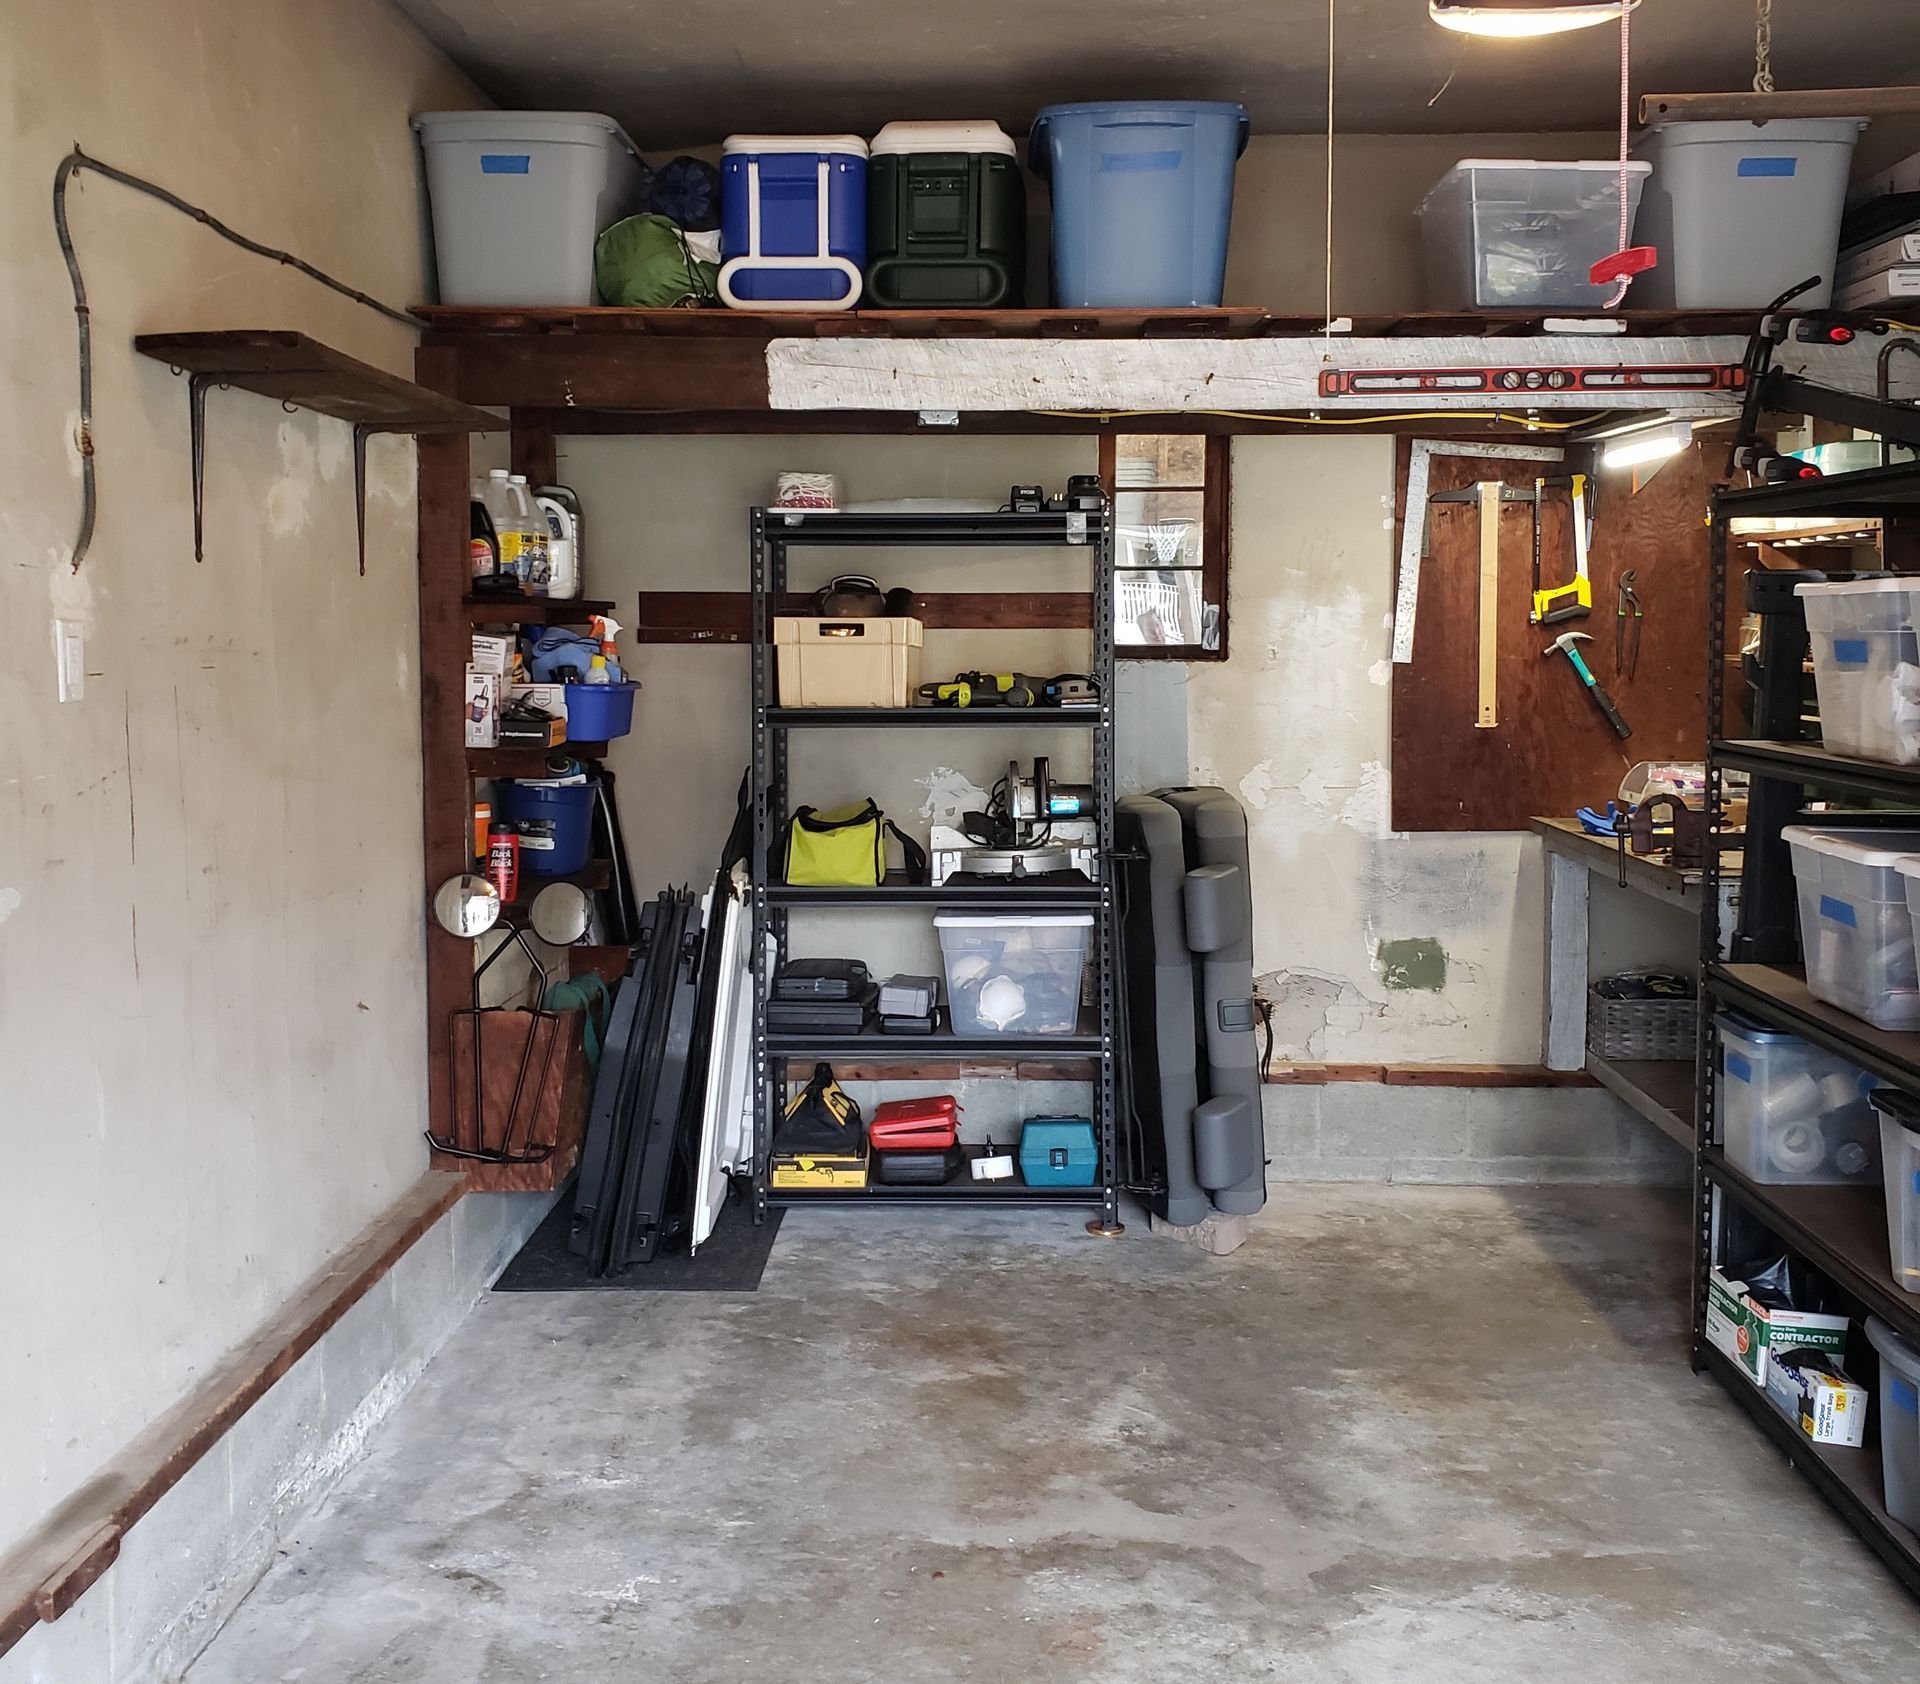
[1390,440,1713,832]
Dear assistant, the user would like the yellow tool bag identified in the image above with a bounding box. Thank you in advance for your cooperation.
[779,799,927,887]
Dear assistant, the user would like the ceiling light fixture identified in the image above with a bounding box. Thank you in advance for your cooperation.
[1601,421,1694,472]
[1428,0,1641,39]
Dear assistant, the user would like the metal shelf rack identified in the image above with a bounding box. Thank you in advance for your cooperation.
[747,505,1120,1227]
[1698,449,1920,1598]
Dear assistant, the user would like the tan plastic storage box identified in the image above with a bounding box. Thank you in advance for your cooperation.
[774,616,923,707]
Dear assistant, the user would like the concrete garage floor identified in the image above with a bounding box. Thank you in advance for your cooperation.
[186,1186,1920,1682]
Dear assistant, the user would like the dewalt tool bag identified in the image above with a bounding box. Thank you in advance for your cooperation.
[779,799,927,887]
[773,1062,864,1154]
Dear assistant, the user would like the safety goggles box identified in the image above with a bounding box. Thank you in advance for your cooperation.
[1705,1266,1850,1389]
[1764,1348,1869,1447]
[464,668,502,748]
[774,615,923,708]
[469,633,515,676]
[508,681,569,726]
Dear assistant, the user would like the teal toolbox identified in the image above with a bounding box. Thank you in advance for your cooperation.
[1019,1117,1098,1187]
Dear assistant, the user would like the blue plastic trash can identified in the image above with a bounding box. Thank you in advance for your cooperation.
[1027,101,1250,308]
[720,135,868,309]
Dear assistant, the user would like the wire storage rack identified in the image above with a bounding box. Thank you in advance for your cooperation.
[1698,445,1920,1597]
[747,506,1121,1229]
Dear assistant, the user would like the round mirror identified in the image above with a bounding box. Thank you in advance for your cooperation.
[433,874,503,940]
[529,880,594,947]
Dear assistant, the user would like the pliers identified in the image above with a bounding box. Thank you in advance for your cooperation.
[1616,570,1643,680]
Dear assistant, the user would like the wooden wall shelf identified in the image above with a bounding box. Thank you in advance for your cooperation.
[464,595,615,625]
[133,329,500,572]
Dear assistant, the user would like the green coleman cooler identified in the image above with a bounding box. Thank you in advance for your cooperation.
[865,121,1026,308]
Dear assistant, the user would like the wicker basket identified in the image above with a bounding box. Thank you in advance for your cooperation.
[1587,978,1698,1062]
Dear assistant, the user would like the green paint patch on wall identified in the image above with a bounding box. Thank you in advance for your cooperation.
[1378,937,1448,992]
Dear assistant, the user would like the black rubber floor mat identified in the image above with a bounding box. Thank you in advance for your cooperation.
[493,1192,783,1293]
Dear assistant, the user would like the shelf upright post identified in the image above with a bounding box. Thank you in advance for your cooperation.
[749,509,774,1223]
[1695,506,1731,1364]
[1089,503,1124,1236]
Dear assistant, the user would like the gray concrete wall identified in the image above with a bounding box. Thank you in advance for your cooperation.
[0,0,482,1555]
[0,1192,553,1684]
[1264,1084,1689,1185]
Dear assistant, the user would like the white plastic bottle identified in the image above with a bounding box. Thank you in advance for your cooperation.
[508,474,550,596]
[482,469,528,586]
[535,487,580,600]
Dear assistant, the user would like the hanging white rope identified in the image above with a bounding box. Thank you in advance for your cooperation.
[1753,0,1776,95]
[1323,0,1337,337]
[1603,0,1634,309]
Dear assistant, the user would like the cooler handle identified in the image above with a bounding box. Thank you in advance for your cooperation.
[718,158,863,312]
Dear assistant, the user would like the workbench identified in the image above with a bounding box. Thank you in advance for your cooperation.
[1532,815,1740,1150]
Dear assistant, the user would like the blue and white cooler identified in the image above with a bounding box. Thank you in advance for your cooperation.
[719,134,868,310]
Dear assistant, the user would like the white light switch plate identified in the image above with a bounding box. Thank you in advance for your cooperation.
[54,620,85,702]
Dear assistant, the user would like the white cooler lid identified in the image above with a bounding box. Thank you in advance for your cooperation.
[1782,824,1920,870]
[871,121,1016,158]
[724,134,869,158]
[934,912,1093,927]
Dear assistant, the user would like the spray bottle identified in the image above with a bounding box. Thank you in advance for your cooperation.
[585,615,623,685]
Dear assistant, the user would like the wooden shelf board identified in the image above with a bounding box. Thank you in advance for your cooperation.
[464,595,615,625]
[467,742,609,778]
[414,304,1768,342]
[133,330,498,432]
[1586,1053,1696,1150]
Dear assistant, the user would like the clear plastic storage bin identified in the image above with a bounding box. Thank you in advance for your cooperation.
[1873,1090,1920,1296]
[1416,159,1650,310]
[934,912,1092,1037]
[1797,578,1920,766]
[1867,1317,1920,1530]
[1716,1011,1879,1184]
[1783,826,1920,1030]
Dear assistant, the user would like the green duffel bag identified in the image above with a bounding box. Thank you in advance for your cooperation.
[594,214,718,307]
[779,800,927,887]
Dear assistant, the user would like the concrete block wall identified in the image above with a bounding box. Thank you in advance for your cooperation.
[1,1193,552,1684]
[1262,1084,1690,1185]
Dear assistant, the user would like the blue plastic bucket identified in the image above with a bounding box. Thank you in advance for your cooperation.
[500,780,595,876]
[562,680,637,741]
[720,136,867,306]
[1028,102,1249,308]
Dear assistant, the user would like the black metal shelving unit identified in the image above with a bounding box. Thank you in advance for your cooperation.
[747,507,1120,1225]
[1698,452,1920,1597]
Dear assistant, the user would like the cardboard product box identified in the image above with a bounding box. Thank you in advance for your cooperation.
[770,1152,867,1189]
[1706,1267,1851,1389]
[464,668,501,748]
[469,633,514,676]
[1765,1348,1870,1448]
[509,682,569,727]
[500,705,565,749]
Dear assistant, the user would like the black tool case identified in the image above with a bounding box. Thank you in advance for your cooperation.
[873,1144,966,1186]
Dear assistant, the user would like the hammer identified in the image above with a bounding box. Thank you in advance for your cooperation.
[1544,631,1632,740]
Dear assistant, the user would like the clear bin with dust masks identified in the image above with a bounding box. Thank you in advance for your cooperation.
[1716,1011,1880,1185]
[1796,578,1920,766]
[934,911,1092,1037]
[1782,826,1920,1031]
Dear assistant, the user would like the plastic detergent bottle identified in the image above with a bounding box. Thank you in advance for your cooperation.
[469,483,500,585]
[535,485,581,599]
[509,474,551,595]
[482,469,528,585]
